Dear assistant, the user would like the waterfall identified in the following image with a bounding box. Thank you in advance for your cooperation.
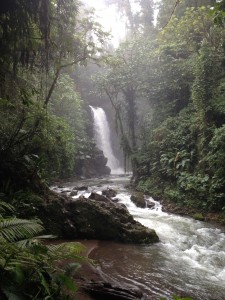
[90,105,123,174]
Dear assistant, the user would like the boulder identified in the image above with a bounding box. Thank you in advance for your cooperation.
[89,192,111,203]
[193,213,205,221]
[76,147,111,178]
[102,188,117,198]
[70,190,78,196]
[130,192,146,208]
[146,199,155,209]
[37,192,159,244]
[112,198,119,203]
[73,186,88,191]
[66,196,158,243]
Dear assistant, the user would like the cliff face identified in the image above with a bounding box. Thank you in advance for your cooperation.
[76,147,111,178]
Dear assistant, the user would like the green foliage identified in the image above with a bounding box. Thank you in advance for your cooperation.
[127,3,225,213]
[50,73,92,171]
[0,1,104,294]
[0,201,86,299]
[0,0,108,194]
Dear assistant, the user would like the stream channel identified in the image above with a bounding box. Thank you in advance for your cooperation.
[55,174,225,300]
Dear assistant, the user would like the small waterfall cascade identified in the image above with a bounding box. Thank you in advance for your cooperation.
[90,105,123,174]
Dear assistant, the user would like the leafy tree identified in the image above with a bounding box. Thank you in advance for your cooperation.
[157,0,216,28]
[116,2,225,212]
[0,0,107,194]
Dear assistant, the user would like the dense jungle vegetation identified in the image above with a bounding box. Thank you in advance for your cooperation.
[1,0,225,298]
[96,0,225,215]
[0,0,106,298]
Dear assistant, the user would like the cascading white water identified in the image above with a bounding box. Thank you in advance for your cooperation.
[90,105,123,174]
[108,190,225,299]
[53,175,225,299]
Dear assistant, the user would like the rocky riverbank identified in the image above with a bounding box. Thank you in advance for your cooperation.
[36,186,158,299]
[131,184,225,226]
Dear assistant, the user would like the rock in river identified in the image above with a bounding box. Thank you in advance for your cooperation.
[38,191,159,244]
[102,188,117,198]
[130,192,146,208]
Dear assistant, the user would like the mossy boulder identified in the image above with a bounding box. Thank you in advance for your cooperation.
[193,213,205,221]
[130,192,146,208]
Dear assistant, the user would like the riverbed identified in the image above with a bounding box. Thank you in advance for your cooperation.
[53,175,225,300]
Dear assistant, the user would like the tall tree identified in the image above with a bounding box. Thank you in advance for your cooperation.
[0,0,107,191]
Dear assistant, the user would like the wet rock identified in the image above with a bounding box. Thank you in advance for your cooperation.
[73,185,88,191]
[130,192,146,208]
[112,198,119,203]
[64,196,159,243]
[82,281,145,299]
[102,188,117,198]
[76,147,111,178]
[37,192,159,244]
[89,192,111,203]
[70,190,78,196]
[193,213,205,221]
[146,200,155,209]
[60,190,71,194]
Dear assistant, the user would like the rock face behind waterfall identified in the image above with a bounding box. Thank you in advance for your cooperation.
[39,192,159,244]
[76,146,111,178]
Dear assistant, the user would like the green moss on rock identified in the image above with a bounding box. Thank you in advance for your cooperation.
[193,213,205,221]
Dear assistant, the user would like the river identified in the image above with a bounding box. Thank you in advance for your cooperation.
[54,175,225,300]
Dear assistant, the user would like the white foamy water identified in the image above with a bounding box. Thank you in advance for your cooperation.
[53,175,225,299]
[90,105,123,174]
[114,191,225,299]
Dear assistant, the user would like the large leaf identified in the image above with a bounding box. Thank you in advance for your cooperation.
[0,218,44,242]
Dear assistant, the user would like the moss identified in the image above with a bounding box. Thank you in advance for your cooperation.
[192,213,205,221]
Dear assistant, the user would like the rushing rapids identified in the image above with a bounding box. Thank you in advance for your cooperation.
[56,175,225,300]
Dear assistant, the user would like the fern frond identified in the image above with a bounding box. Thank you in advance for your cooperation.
[47,242,87,262]
[0,201,14,216]
[16,235,55,249]
[0,218,44,242]
[47,242,85,255]
[6,256,40,269]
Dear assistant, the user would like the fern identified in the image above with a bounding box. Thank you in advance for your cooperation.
[0,201,87,299]
[0,218,44,242]
[47,242,86,259]
[0,200,14,217]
